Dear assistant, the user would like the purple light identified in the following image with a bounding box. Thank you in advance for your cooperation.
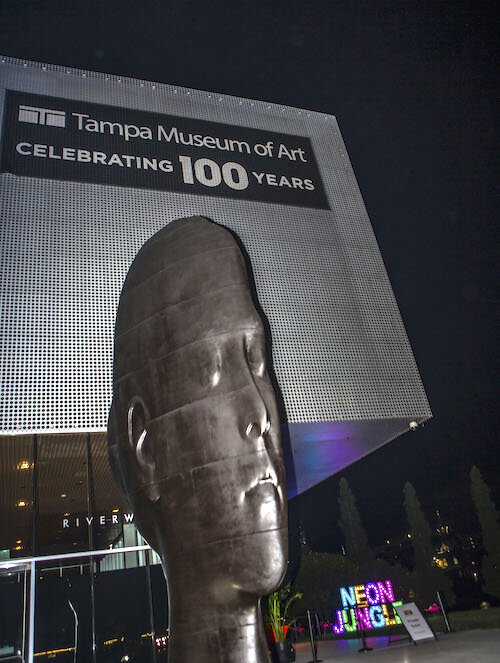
[332,610,345,635]
[377,579,395,603]
[365,582,380,605]
[355,607,373,630]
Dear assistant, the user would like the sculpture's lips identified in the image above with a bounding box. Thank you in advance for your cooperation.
[243,470,282,508]
[245,471,277,493]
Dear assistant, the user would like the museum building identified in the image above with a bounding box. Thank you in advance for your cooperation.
[0,56,431,662]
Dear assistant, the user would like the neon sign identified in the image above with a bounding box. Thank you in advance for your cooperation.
[332,579,403,634]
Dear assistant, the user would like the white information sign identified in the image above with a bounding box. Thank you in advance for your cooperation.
[394,602,436,643]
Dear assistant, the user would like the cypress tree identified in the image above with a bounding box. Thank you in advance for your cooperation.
[470,466,500,600]
[403,481,455,606]
[403,482,435,568]
[338,477,373,566]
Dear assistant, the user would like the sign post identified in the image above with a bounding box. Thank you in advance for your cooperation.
[306,610,321,663]
[436,591,452,633]
[357,629,373,653]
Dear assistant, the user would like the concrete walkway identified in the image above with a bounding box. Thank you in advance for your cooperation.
[293,629,500,662]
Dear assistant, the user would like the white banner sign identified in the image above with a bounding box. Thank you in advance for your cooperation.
[394,602,435,643]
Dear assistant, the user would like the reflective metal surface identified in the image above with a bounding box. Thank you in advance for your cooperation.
[108,216,288,662]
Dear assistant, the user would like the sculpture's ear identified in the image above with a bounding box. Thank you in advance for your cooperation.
[127,397,160,503]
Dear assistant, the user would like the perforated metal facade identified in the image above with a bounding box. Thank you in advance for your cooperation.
[0,57,430,494]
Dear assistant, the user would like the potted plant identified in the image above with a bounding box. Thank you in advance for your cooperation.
[266,584,303,663]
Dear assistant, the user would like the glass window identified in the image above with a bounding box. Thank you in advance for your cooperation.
[0,562,31,660]
[1,432,170,663]
[37,434,90,555]
[35,557,93,663]
[95,557,154,663]
[91,433,134,552]
[0,435,34,558]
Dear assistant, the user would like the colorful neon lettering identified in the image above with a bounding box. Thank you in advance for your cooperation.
[392,600,403,624]
[365,582,380,605]
[355,607,373,630]
[354,584,368,607]
[369,605,385,628]
[333,580,401,633]
[377,579,395,603]
[340,586,356,608]
[343,608,358,632]
[382,603,397,626]
[332,609,345,634]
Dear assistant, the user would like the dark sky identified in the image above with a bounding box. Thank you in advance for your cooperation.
[1,1,497,548]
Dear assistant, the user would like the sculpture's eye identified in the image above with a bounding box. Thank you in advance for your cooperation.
[209,348,222,388]
[210,363,221,387]
[245,415,270,440]
[245,332,266,377]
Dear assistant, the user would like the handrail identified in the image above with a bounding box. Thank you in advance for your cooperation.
[0,544,152,569]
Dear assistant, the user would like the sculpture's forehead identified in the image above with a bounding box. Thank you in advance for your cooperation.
[121,217,238,292]
[115,243,248,336]
[110,215,267,422]
[113,285,263,382]
[113,218,264,384]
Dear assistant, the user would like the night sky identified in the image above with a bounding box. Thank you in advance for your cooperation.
[1,1,497,548]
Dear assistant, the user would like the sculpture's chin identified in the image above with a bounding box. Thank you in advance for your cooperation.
[225,526,288,598]
[130,497,288,602]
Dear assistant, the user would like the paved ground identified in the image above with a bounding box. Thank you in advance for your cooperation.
[293,629,500,662]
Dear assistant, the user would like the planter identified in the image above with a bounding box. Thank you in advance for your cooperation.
[276,640,291,663]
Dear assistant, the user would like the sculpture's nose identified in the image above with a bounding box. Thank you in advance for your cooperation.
[245,411,270,442]
[244,363,272,450]
[242,329,280,461]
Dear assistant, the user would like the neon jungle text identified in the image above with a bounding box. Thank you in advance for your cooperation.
[332,579,402,633]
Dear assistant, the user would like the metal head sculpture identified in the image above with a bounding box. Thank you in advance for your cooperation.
[108,216,288,662]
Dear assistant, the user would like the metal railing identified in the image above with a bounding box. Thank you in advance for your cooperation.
[1,544,152,663]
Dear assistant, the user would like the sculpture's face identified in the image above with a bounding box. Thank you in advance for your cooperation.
[108,219,287,600]
[147,322,287,596]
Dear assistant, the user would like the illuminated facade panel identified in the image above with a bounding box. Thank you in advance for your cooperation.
[0,57,431,495]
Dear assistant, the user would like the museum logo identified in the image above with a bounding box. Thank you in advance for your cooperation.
[18,104,66,128]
